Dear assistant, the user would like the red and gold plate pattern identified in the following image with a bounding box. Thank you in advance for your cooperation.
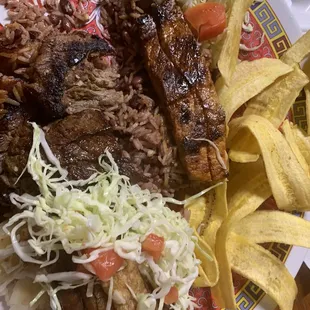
[191,1,307,309]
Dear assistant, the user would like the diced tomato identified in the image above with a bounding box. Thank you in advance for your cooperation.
[147,250,162,262]
[184,3,227,41]
[164,286,179,305]
[142,233,165,261]
[84,248,124,282]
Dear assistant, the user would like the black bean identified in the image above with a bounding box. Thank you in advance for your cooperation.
[59,0,74,16]
[62,16,73,32]
[122,30,131,44]
[132,76,143,88]
[49,13,62,25]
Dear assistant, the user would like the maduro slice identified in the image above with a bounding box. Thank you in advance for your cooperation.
[152,0,227,181]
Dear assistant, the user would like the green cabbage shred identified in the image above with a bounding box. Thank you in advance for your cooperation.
[2,123,215,310]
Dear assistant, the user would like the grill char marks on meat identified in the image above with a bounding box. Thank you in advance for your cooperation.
[0,105,35,210]
[152,0,227,181]
[45,110,145,183]
[0,109,144,213]
[25,32,115,122]
[137,9,227,182]
[137,15,210,181]
[45,110,119,181]
[152,0,206,87]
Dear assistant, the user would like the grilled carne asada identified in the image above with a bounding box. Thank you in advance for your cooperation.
[25,33,115,122]
[0,108,145,210]
[138,0,227,182]
[137,15,212,182]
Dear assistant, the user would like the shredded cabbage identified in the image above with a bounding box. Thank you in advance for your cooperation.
[2,123,214,309]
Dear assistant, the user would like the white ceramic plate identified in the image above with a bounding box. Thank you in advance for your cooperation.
[0,0,309,309]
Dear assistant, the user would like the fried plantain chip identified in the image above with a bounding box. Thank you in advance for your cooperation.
[228,234,298,310]
[228,115,310,211]
[193,230,219,288]
[301,57,310,136]
[288,121,310,165]
[244,66,309,127]
[217,0,253,85]
[212,159,271,309]
[306,85,310,135]
[187,185,227,288]
[216,59,293,122]
[281,120,310,175]
[186,196,210,231]
[228,134,260,163]
[232,210,310,247]
[228,66,308,163]
[281,30,310,65]
[227,160,271,207]
[202,182,228,249]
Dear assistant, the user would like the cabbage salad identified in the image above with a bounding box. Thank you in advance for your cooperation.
[0,123,216,310]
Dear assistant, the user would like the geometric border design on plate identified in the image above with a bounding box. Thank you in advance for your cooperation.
[232,1,306,309]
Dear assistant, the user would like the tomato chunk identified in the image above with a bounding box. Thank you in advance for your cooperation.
[184,3,226,41]
[142,233,165,261]
[164,286,179,305]
[84,249,124,282]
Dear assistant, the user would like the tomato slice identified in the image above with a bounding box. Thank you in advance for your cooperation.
[164,286,179,305]
[84,249,124,282]
[142,233,165,261]
[184,3,227,41]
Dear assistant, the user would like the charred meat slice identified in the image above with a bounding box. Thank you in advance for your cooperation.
[137,15,213,181]
[0,105,35,210]
[135,17,189,103]
[0,109,145,214]
[137,2,228,182]
[152,0,227,181]
[152,0,206,87]
[45,110,144,183]
[44,110,119,181]
[25,32,115,122]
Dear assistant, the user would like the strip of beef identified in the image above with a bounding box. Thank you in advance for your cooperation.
[25,32,115,122]
[0,109,144,214]
[137,15,213,181]
[137,2,228,182]
[152,0,227,181]
[44,110,144,182]
[0,105,35,211]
